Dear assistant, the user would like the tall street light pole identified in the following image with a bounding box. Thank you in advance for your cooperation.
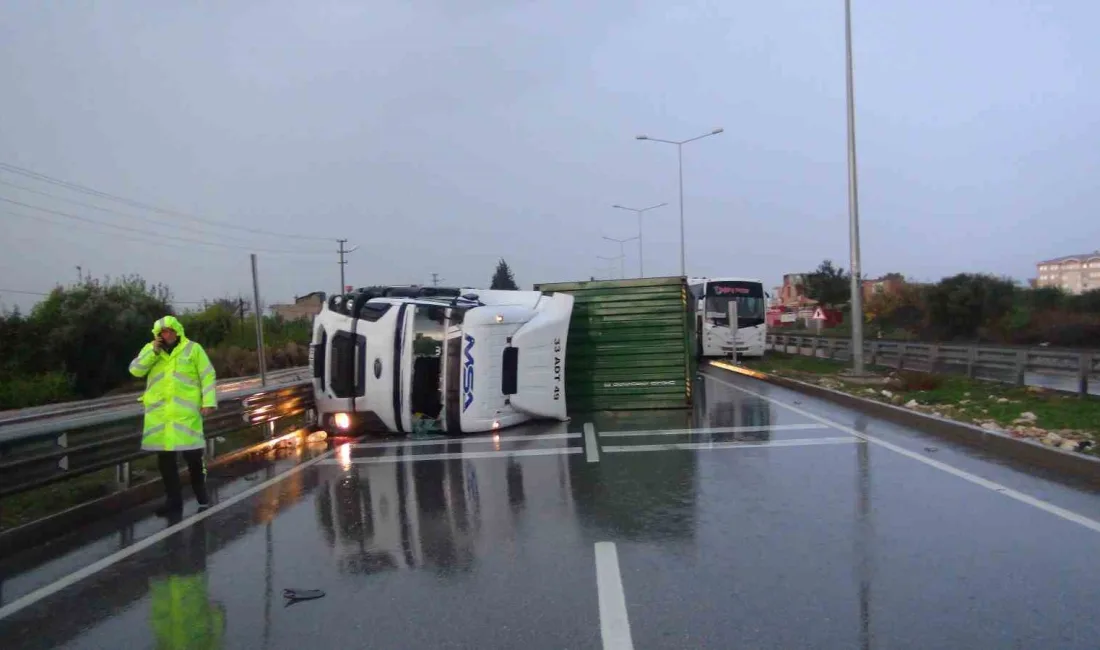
[636,128,723,277]
[603,235,639,279]
[845,0,866,375]
[612,202,667,277]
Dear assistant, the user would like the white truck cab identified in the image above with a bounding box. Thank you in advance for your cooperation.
[310,286,573,435]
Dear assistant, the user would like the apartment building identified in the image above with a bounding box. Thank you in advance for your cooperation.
[1036,252,1100,294]
[776,273,816,308]
[270,291,325,321]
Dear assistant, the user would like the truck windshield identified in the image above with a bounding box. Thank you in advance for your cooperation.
[441,306,467,433]
[410,305,446,420]
[705,282,765,327]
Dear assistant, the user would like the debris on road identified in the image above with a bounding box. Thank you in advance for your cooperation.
[284,588,326,607]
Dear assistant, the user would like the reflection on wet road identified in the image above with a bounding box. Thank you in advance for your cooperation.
[2,369,1099,649]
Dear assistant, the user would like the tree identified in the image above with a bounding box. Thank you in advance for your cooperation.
[924,273,1016,341]
[0,307,35,379]
[28,275,173,396]
[804,260,851,309]
[178,302,237,349]
[1020,286,1067,313]
[491,258,519,290]
[1068,288,1100,314]
[865,283,926,337]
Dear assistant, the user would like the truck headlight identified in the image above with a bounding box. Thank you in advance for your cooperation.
[333,412,351,430]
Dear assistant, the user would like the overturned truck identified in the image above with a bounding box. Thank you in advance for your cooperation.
[309,277,696,435]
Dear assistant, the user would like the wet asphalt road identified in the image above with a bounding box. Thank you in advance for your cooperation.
[2,368,1100,649]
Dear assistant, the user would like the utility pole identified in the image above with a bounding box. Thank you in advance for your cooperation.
[845,0,866,375]
[337,239,348,294]
[337,239,359,294]
[430,273,443,287]
[75,266,82,283]
[251,254,268,387]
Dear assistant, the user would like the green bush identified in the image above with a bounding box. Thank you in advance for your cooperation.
[1007,311,1100,347]
[26,276,173,397]
[178,303,237,348]
[0,277,313,409]
[206,342,309,378]
[0,372,75,410]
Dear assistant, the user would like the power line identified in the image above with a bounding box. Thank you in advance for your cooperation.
[2,215,217,253]
[0,178,271,247]
[0,198,332,256]
[0,161,337,242]
[0,288,206,304]
[2,216,285,289]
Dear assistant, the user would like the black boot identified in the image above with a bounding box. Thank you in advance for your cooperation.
[183,449,210,510]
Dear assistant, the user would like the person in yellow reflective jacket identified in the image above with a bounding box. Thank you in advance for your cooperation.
[129,315,218,516]
[150,519,226,649]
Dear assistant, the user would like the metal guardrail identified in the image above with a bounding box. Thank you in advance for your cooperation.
[0,380,315,500]
[767,334,1099,396]
[0,366,310,427]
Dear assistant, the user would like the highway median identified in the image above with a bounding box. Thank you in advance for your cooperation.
[710,353,1100,485]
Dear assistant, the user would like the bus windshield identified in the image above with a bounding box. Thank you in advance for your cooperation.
[704,281,765,327]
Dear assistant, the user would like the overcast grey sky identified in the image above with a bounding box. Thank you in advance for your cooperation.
[2,0,1098,312]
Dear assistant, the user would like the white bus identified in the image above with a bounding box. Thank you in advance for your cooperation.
[688,277,767,359]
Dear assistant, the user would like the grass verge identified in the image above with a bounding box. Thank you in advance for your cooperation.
[740,352,1099,455]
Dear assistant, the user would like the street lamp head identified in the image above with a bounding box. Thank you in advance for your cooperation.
[612,204,624,209]
[635,135,648,140]
[711,128,724,134]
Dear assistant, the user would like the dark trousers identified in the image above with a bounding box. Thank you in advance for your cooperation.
[157,450,209,507]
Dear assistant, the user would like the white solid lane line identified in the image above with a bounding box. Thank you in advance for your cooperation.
[351,432,580,449]
[584,422,600,463]
[603,436,861,454]
[594,542,634,650]
[0,446,337,622]
[598,423,830,438]
[706,371,1100,535]
[321,447,582,464]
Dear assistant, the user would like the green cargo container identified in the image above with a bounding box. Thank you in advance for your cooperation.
[532,276,696,411]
